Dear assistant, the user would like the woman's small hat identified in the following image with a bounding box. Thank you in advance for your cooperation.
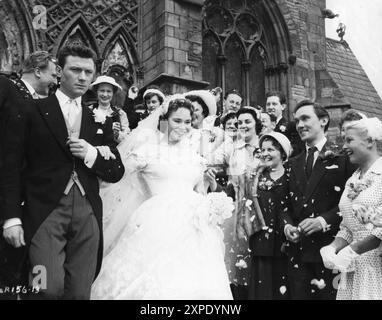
[260,131,292,159]
[90,75,122,91]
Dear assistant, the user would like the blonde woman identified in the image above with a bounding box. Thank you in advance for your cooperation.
[321,118,382,300]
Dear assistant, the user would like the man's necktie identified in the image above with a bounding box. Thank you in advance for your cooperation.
[305,146,317,179]
[67,99,78,128]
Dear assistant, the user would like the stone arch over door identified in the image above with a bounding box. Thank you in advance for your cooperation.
[33,0,140,74]
[202,0,293,110]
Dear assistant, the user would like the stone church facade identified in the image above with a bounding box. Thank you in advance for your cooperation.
[1,0,381,132]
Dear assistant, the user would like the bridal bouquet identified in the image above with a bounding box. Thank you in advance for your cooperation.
[193,192,234,231]
[206,192,234,226]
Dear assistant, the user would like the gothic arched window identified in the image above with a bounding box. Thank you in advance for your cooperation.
[203,0,267,109]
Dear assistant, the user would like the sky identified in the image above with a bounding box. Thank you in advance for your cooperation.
[326,0,382,98]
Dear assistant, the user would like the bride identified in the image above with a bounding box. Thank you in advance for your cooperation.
[91,96,233,300]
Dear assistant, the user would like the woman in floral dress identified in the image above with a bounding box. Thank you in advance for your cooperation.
[320,118,382,300]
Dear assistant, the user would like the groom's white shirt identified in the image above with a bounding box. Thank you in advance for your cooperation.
[3,90,98,230]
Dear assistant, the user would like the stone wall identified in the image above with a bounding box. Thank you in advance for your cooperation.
[276,0,327,109]
[141,0,207,94]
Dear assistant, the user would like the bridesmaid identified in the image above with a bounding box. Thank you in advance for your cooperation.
[89,75,130,144]
[248,132,292,300]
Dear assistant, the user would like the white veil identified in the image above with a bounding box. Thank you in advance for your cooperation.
[100,106,164,256]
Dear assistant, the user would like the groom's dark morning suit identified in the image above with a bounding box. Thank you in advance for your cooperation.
[0,93,125,299]
[280,143,355,300]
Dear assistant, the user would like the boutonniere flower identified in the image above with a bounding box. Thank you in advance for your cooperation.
[279,125,287,133]
[318,145,344,164]
[93,108,107,124]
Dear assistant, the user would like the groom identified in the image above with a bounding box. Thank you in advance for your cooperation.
[0,44,125,299]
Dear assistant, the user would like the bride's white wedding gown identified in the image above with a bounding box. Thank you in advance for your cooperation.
[91,128,233,300]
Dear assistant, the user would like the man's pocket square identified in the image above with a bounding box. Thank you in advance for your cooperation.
[96,129,103,134]
[325,165,339,170]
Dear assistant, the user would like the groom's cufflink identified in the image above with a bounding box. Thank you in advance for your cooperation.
[97,129,103,134]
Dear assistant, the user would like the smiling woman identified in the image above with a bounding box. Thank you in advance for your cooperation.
[321,117,382,300]
[89,75,130,144]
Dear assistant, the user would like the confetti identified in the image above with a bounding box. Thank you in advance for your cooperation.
[311,279,326,290]
[279,286,287,295]
[235,259,248,269]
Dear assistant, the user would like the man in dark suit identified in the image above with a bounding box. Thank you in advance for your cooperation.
[280,100,355,300]
[10,51,58,100]
[0,44,125,299]
[265,91,288,134]
[1,51,58,162]
[265,91,304,157]
[0,52,58,299]
[214,89,243,127]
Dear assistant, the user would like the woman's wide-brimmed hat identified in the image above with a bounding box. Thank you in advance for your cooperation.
[90,75,122,91]
[260,131,292,159]
[185,90,217,116]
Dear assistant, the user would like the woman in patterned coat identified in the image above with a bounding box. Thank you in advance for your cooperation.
[320,117,382,300]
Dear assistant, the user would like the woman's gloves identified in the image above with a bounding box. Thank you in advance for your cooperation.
[320,245,337,269]
[335,246,359,272]
[320,245,359,272]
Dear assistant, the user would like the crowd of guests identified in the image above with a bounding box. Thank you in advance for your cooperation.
[2,49,382,300]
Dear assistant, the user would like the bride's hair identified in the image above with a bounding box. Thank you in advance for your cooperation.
[164,98,194,120]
